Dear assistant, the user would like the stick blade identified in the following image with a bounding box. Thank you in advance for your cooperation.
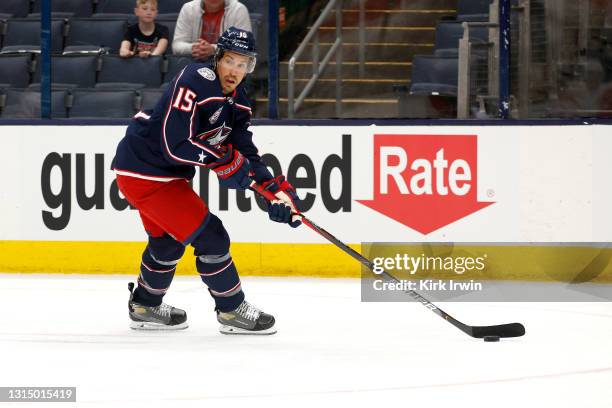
[470,323,526,338]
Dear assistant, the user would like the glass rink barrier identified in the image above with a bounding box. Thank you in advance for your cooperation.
[1,0,612,119]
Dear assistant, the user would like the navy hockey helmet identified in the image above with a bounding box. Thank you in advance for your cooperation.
[215,27,257,73]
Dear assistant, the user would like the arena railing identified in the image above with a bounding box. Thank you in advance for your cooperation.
[287,0,343,118]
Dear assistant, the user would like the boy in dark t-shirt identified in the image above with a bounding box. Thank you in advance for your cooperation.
[120,0,169,58]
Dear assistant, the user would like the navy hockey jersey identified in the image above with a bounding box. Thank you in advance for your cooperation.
[112,63,272,183]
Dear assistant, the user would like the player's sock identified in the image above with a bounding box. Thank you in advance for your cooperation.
[217,300,276,335]
[196,252,245,312]
[133,244,179,306]
[128,282,188,330]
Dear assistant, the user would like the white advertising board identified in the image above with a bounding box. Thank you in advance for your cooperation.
[0,124,610,243]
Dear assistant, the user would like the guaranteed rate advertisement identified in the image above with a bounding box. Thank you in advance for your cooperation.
[1,123,612,278]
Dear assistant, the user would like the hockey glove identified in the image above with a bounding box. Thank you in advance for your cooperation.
[207,144,251,190]
[261,176,302,228]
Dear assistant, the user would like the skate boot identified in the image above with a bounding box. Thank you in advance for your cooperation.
[217,300,276,335]
[128,282,188,330]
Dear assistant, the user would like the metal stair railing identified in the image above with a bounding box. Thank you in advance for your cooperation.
[457,0,501,118]
[288,0,343,118]
[513,0,531,117]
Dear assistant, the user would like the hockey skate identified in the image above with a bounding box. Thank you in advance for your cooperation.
[128,282,188,330]
[217,300,276,335]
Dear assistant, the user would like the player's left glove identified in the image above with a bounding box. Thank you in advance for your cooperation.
[261,176,302,228]
[206,144,251,190]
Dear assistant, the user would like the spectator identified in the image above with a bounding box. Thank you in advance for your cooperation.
[173,0,251,61]
[120,0,169,58]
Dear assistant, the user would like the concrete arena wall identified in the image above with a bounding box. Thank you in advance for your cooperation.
[1,124,612,280]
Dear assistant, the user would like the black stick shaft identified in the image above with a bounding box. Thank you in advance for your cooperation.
[249,181,525,339]
[299,217,465,330]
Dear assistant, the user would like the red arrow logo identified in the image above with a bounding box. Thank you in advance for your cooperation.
[357,134,494,235]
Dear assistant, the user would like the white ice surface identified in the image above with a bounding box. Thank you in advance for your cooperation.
[1,274,611,408]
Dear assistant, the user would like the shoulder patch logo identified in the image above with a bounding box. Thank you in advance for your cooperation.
[197,67,216,81]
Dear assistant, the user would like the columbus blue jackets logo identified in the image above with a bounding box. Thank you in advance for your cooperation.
[196,122,232,146]
[197,67,216,81]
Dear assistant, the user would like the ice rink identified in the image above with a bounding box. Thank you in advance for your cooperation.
[1,273,611,408]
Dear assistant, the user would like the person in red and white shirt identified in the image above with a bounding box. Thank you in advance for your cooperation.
[172,0,251,61]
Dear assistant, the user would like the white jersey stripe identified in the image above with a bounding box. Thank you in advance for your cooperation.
[235,102,252,114]
[133,111,151,120]
[114,169,184,182]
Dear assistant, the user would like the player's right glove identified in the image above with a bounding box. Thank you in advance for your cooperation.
[261,176,302,228]
[206,144,251,190]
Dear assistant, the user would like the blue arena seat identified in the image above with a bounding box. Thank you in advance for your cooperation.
[457,0,491,22]
[0,0,31,18]
[137,88,165,111]
[0,55,31,87]
[33,55,99,87]
[64,18,127,54]
[434,22,489,57]
[0,19,65,54]
[32,0,94,18]
[27,12,76,19]
[157,19,176,52]
[158,0,187,15]
[241,0,263,14]
[0,89,67,118]
[67,88,137,118]
[409,55,459,97]
[98,55,163,87]
[95,0,134,15]
[157,13,178,20]
[164,55,191,85]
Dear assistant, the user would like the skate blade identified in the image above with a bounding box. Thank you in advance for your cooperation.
[219,324,277,335]
[130,320,189,331]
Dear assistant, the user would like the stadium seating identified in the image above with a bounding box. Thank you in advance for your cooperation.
[0,55,31,87]
[241,0,264,14]
[137,88,165,111]
[0,89,67,118]
[0,0,267,119]
[0,0,30,19]
[27,12,77,19]
[157,18,177,52]
[31,0,94,18]
[164,55,191,85]
[457,0,492,22]
[157,13,179,21]
[98,55,163,87]
[64,18,127,54]
[158,0,187,15]
[94,0,134,15]
[67,89,137,118]
[33,55,99,88]
[0,19,65,54]
[409,55,459,97]
[434,22,489,57]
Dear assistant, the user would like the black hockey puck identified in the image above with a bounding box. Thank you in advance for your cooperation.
[483,335,500,342]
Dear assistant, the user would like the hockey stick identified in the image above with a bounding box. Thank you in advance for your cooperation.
[250,181,525,339]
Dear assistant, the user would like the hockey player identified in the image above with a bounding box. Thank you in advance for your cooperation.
[112,27,301,335]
